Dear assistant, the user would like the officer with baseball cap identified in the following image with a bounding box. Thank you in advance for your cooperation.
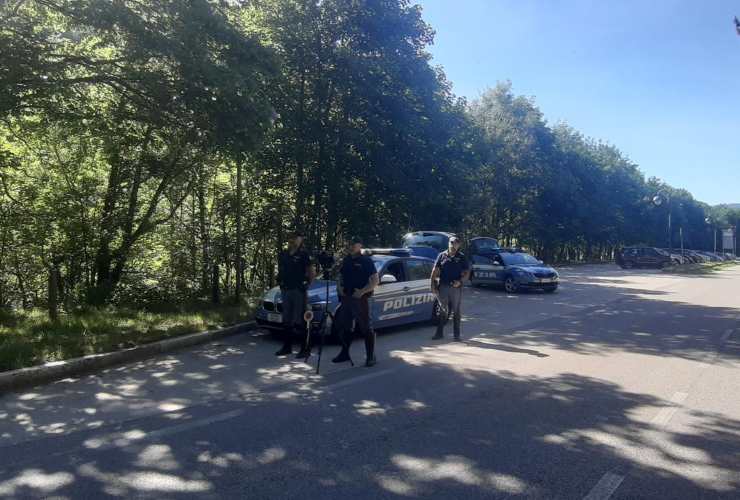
[430,235,470,341]
[275,230,315,357]
[333,236,379,367]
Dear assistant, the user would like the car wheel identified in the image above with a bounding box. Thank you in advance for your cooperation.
[504,277,519,294]
[471,278,483,288]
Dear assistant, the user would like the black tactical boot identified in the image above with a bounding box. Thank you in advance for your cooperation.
[275,344,292,356]
[296,345,311,359]
[364,331,377,367]
[275,327,293,356]
[332,347,351,363]
[453,314,462,341]
[295,325,311,359]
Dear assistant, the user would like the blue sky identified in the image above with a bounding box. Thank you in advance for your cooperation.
[416,0,740,205]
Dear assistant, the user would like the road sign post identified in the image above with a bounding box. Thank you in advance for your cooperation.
[722,228,736,256]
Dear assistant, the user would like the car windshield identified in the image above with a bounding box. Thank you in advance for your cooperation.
[501,253,541,266]
[402,233,449,251]
[475,238,500,252]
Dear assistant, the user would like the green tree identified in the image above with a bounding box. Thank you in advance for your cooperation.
[1,0,277,305]
[467,82,556,251]
[248,0,471,250]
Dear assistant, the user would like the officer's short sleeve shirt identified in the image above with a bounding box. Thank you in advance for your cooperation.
[434,250,469,285]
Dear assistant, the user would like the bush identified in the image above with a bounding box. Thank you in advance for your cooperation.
[0,300,256,372]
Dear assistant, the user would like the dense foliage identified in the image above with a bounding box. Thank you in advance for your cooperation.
[1,0,738,313]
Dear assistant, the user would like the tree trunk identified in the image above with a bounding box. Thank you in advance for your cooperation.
[294,68,308,229]
[199,176,210,296]
[190,190,197,285]
[211,262,220,304]
[235,159,243,302]
[48,263,60,322]
[0,231,7,309]
[13,257,28,309]
[221,204,230,297]
[90,156,124,305]
[87,165,141,306]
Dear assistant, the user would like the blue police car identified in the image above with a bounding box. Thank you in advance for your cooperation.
[255,249,440,337]
[401,231,457,260]
[470,245,559,293]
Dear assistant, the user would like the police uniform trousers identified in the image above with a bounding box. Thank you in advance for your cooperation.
[336,295,375,358]
[436,284,462,338]
[281,288,307,348]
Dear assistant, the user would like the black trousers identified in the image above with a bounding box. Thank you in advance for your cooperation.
[336,295,375,358]
[280,288,308,349]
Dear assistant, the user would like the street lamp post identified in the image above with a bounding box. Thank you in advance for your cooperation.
[653,190,672,253]
[705,217,718,254]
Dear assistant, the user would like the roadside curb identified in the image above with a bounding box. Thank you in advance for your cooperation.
[662,262,736,273]
[0,320,257,393]
[554,262,614,269]
[662,263,703,271]
[551,261,613,268]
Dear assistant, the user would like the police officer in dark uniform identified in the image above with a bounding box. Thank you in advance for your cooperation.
[431,236,470,341]
[275,231,315,357]
[333,236,379,367]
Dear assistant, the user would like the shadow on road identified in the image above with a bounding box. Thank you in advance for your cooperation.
[1,359,737,498]
[461,339,549,358]
[478,296,739,364]
[0,266,738,498]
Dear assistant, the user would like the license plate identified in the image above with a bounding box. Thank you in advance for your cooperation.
[267,313,282,323]
[538,278,553,283]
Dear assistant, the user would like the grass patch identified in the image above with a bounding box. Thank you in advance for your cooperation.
[662,260,739,275]
[0,301,256,372]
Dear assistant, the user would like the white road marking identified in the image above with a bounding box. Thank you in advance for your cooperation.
[583,471,624,500]
[81,409,246,452]
[1,366,400,475]
[325,368,397,390]
[132,409,244,442]
[650,391,689,427]
[90,368,397,449]
[1,409,248,473]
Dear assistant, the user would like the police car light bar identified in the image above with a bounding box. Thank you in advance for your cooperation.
[362,248,412,257]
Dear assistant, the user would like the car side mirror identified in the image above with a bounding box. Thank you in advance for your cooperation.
[380,274,397,284]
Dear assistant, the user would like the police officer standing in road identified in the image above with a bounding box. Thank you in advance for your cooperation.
[275,231,315,358]
[431,236,470,341]
[333,236,379,367]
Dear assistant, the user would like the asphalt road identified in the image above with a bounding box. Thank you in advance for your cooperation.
[1,264,739,499]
